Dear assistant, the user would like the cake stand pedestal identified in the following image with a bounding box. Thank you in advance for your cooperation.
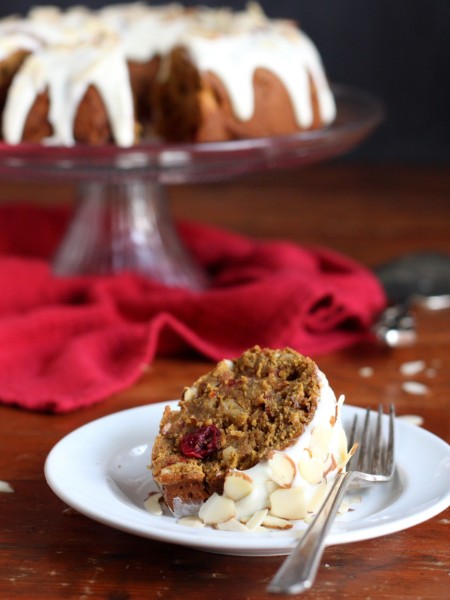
[0,85,383,290]
[52,179,208,289]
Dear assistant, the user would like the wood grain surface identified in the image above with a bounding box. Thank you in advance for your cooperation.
[1,164,449,600]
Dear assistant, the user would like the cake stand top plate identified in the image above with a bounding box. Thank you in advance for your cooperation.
[0,85,383,183]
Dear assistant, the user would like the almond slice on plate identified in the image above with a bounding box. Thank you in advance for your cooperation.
[262,515,293,530]
[223,470,253,501]
[245,508,269,530]
[216,518,248,532]
[177,515,205,528]
[144,492,163,516]
[198,493,236,525]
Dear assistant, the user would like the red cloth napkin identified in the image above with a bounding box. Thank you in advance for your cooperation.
[0,204,386,413]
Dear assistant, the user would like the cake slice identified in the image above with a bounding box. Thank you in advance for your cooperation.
[151,346,353,525]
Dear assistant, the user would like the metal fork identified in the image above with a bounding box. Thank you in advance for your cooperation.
[267,403,396,595]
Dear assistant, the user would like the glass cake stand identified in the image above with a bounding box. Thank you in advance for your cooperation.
[0,85,383,289]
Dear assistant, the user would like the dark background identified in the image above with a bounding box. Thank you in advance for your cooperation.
[1,0,449,164]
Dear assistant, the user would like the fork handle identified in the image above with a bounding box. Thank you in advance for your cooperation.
[267,471,357,595]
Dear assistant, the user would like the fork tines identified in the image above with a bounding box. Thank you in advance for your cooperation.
[348,403,395,476]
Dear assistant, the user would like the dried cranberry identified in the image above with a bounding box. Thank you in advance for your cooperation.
[179,425,221,459]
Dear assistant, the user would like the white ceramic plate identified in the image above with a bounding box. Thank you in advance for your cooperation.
[45,402,450,556]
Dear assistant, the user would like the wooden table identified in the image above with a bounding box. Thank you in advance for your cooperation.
[1,164,449,599]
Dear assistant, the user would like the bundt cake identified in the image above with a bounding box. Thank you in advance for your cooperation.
[0,3,336,147]
[150,4,336,142]
[151,346,355,529]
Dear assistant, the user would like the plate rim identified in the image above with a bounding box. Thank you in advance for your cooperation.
[44,401,450,556]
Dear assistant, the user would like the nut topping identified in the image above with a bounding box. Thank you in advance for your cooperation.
[223,471,254,501]
[268,451,296,488]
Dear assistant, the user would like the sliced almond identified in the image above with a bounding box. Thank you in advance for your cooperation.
[338,441,359,470]
[270,487,307,520]
[268,451,296,488]
[223,470,254,501]
[177,515,205,528]
[262,515,293,530]
[322,454,333,473]
[216,518,248,532]
[245,508,268,530]
[336,394,345,418]
[298,450,324,485]
[309,423,334,461]
[335,426,349,468]
[144,492,163,516]
[323,454,337,478]
[198,493,236,525]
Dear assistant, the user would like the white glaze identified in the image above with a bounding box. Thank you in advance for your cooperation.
[99,3,188,62]
[151,4,336,127]
[182,26,335,127]
[3,36,134,146]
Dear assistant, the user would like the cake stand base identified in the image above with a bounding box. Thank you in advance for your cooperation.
[52,178,208,290]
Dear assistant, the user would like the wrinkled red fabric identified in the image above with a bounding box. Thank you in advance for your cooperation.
[0,204,386,413]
